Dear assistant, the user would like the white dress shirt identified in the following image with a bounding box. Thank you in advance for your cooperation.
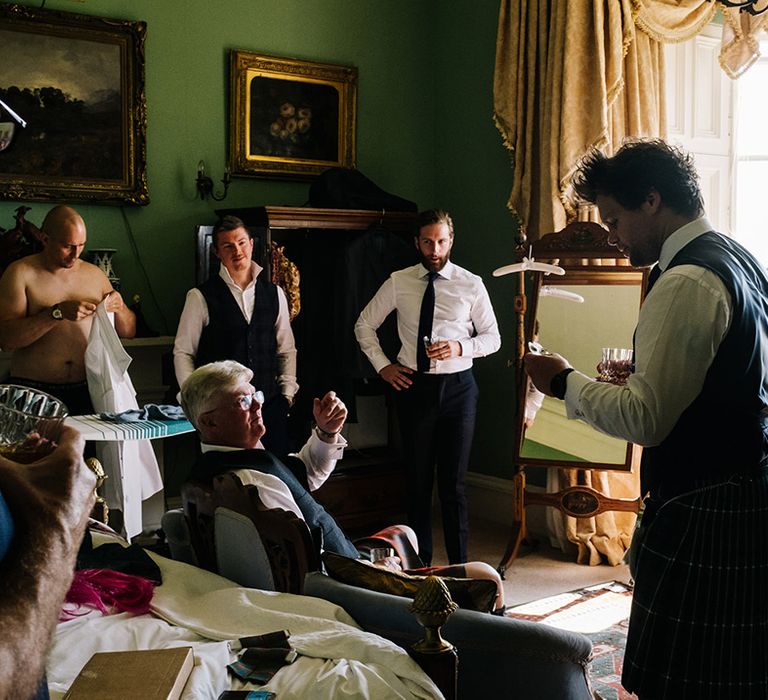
[174,261,298,398]
[565,217,732,446]
[85,301,163,539]
[201,427,347,497]
[354,261,501,374]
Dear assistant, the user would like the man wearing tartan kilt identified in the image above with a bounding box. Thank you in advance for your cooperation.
[525,139,768,699]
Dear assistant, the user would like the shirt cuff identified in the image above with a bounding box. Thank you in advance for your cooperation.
[309,428,348,454]
[564,370,593,419]
[371,354,394,374]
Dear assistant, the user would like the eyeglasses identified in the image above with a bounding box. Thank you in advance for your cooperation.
[203,389,264,415]
[235,390,264,411]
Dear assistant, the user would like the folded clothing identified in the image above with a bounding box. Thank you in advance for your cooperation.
[100,404,187,422]
[77,529,162,584]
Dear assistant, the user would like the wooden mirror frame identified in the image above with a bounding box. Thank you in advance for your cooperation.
[498,221,649,575]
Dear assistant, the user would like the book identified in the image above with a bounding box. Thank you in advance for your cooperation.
[64,647,194,700]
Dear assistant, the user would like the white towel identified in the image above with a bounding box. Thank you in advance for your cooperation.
[84,301,162,538]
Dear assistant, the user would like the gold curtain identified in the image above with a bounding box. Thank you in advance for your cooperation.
[631,0,768,80]
[631,0,767,79]
[720,8,768,78]
[493,0,667,239]
[632,0,716,41]
[546,468,640,566]
[494,0,669,566]
[495,0,764,567]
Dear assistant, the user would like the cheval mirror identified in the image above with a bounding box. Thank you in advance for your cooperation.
[497,221,649,575]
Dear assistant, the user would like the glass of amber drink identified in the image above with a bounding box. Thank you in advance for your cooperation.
[596,348,633,386]
[0,385,69,463]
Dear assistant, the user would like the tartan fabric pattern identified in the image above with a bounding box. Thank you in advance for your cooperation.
[623,473,768,699]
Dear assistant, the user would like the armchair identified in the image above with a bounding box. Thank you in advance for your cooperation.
[178,472,321,593]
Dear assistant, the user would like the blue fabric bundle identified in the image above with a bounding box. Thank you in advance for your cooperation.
[99,404,187,422]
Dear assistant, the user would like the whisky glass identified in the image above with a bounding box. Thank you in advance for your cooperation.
[0,385,69,463]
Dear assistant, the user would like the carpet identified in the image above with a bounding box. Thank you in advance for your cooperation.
[506,581,638,700]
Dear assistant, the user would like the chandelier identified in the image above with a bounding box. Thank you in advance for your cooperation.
[718,0,768,15]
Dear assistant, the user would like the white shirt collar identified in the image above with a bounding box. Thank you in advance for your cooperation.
[418,260,455,280]
[218,260,262,289]
[658,216,714,272]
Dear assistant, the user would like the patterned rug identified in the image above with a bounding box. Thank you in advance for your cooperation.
[506,581,638,700]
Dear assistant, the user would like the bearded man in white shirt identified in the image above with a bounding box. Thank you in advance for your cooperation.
[355,209,501,566]
[525,139,768,700]
[174,215,298,457]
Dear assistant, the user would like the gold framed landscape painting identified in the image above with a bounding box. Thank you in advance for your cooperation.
[0,4,148,205]
[229,50,357,179]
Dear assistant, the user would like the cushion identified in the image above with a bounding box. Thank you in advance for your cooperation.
[322,551,497,613]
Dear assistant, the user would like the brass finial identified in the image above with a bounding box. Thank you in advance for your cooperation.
[85,457,107,489]
[409,576,458,653]
[85,457,109,525]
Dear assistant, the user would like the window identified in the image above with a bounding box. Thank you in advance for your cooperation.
[733,40,768,266]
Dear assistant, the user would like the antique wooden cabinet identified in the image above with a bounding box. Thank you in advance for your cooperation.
[199,206,416,534]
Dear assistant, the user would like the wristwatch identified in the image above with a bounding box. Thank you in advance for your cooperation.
[50,304,63,321]
[550,368,575,400]
[315,425,340,440]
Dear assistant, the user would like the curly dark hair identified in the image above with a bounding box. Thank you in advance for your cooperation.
[571,139,703,218]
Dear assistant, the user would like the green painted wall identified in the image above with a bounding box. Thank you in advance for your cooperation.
[1,0,524,480]
[1,0,437,329]
[433,3,522,479]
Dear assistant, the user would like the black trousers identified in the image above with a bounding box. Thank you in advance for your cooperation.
[395,369,478,565]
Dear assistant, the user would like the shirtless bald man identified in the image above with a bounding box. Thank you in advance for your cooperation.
[0,205,136,413]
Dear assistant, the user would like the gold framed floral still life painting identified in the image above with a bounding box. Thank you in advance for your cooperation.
[229,50,357,180]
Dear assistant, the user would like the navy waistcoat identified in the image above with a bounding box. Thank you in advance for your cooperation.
[641,231,768,497]
[192,449,360,559]
[197,274,279,399]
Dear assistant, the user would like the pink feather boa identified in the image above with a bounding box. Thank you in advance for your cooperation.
[60,568,156,621]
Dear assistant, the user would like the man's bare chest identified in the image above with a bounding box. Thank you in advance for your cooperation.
[26,273,103,315]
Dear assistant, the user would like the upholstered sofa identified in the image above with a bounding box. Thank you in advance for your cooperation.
[304,571,593,700]
[164,489,594,700]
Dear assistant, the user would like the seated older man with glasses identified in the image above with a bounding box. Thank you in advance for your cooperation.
[180,360,505,612]
[180,360,360,559]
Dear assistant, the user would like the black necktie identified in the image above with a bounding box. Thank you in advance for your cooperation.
[416,271,439,372]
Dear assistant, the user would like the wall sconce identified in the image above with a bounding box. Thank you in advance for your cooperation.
[0,97,26,153]
[196,160,231,201]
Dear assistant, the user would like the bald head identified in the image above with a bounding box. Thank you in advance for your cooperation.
[41,205,86,269]
[42,206,85,239]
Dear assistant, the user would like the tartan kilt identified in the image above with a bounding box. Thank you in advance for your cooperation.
[623,473,768,699]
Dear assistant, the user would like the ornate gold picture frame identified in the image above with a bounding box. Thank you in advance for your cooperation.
[0,5,148,205]
[229,50,357,179]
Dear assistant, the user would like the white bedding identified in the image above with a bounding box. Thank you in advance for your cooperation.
[48,535,443,700]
